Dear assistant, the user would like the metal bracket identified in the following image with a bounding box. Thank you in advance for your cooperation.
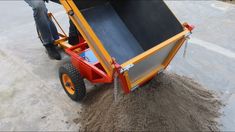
[184,32,191,39]
[120,64,134,74]
[68,10,74,16]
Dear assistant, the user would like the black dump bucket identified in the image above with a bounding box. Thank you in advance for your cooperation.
[80,0,183,64]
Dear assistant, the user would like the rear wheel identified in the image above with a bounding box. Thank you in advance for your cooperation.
[59,63,86,101]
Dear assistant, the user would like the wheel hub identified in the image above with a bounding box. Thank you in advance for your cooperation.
[62,74,75,95]
[65,82,71,87]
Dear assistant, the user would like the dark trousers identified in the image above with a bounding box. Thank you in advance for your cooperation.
[50,0,80,38]
[25,0,108,45]
[51,0,109,38]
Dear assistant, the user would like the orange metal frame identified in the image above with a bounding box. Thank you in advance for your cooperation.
[50,0,194,93]
[59,0,114,77]
[123,28,190,90]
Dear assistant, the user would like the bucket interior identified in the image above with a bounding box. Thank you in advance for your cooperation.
[80,0,183,64]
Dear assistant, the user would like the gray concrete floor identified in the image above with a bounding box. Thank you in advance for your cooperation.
[165,1,235,130]
[0,1,234,131]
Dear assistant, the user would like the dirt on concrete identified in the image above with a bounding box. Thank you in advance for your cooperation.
[79,73,222,131]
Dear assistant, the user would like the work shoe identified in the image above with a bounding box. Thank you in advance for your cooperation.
[44,44,61,60]
[68,35,80,45]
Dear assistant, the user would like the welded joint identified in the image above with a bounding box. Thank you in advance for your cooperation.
[120,64,134,74]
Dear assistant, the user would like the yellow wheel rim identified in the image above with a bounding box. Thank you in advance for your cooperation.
[62,74,75,95]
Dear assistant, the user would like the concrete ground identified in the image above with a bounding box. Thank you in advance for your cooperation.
[0,1,234,131]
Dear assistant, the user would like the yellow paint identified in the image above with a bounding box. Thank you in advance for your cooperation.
[49,12,68,37]
[124,28,190,90]
[121,29,189,67]
[123,72,132,90]
[131,65,165,89]
[59,41,73,49]
[162,38,186,67]
[62,74,75,95]
[54,37,68,44]
[60,0,114,77]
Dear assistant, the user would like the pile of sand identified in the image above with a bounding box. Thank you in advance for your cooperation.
[78,73,222,131]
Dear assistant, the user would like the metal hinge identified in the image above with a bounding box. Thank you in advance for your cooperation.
[120,64,134,73]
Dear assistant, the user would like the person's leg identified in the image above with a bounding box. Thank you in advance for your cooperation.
[47,0,60,40]
[49,19,60,40]
[50,0,80,45]
[67,0,109,45]
[25,0,61,60]
[68,20,80,45]
[25,0,59,44]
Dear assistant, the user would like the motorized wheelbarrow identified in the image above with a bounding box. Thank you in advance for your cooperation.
[46,0,194,101]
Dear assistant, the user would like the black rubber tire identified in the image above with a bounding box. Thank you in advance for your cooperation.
[59,63,86,101]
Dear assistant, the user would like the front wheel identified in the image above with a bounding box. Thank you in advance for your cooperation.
[59,63,86,101]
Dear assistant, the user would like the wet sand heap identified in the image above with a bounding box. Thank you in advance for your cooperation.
[79,73,222,131]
